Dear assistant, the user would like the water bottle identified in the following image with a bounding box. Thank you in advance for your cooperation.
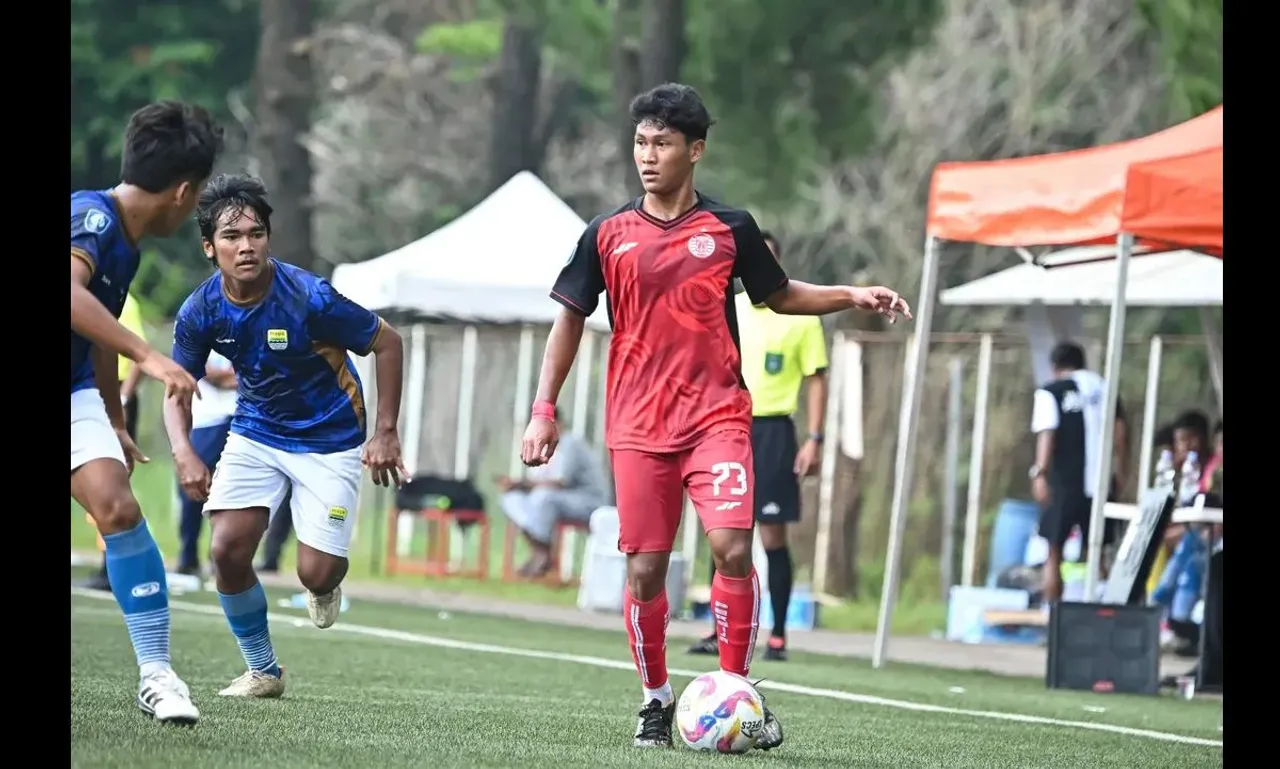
[1153,449,1177,489]
[1179,451,1201,505]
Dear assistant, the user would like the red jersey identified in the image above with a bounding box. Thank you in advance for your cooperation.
[551,195,789,453]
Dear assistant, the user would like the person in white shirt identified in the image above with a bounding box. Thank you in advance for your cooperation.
[176,351,240,574]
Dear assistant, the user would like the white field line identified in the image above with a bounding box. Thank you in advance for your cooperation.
[70,587,1222,749]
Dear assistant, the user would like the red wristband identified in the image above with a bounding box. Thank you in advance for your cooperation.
[532,400,557,421]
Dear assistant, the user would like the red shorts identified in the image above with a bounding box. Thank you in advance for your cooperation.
[610,429,755,554]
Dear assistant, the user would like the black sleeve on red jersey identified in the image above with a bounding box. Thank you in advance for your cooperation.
[726,209,789,304]
[551,217,605,317]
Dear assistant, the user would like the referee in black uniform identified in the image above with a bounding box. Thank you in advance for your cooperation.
[1030,341,1128,604]
[688,232,829,661]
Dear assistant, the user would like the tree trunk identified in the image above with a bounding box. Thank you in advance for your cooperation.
[254,0,318,275]
[488,17,544,193]
[612,0,686,197]
[639,0,686,91]
[611,0,643,197]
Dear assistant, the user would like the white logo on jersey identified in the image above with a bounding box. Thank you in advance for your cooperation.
[1061,390,1085,413]
[612,241,638,256]
[687,233,716,258]
[83,208,111,234]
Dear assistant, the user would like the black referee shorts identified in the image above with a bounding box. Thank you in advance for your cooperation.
[751,415,801,524]
[1038,480,1121,550]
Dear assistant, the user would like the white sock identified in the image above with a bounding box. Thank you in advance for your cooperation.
[139,661,172,678]
[643,682,674,706]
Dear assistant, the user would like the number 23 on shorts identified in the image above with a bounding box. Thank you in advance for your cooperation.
[685,430,754,530]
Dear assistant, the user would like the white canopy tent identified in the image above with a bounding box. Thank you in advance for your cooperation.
[331,173,611,572]
[940,247,1223,308]
[331,170,611,331]
[937,245,1223,593]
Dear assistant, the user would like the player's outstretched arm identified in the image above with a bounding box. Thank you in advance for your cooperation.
[72,258,200,403]
[764,281,912,323]
[71,257,153,364]
[520,308,585,467]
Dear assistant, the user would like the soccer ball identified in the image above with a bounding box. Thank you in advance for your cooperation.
[675,671,766,753]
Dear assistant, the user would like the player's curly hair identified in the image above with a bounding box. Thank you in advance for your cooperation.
[629,83,714,142]
[196,174,274,256]
[121,101,224,193]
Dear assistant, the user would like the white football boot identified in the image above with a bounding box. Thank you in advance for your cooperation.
[137,668,200,725]
[306,586,342,629]
[219,667,286,698]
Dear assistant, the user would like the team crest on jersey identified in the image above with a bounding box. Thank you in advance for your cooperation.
[266,328,289,351]
[764,352,784,375]
[83,208,111,234]
[687,233,716,258]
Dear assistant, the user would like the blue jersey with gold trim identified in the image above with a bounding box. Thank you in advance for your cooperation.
[172,259,385,454]
[71,190,141,393]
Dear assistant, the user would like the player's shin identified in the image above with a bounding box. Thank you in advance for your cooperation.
[711,568,761,677]
[217,582,280,677]
[623,586,672,704]
[103,518,172,675]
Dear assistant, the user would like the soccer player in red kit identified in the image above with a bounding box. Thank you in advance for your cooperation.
[520,83,912,750]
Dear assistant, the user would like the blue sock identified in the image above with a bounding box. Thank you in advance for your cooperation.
[218,583,280,677]
[103,519,171,675]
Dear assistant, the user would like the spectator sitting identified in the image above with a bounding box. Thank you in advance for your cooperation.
[497,408,610,578]
[1156,409,1218,656]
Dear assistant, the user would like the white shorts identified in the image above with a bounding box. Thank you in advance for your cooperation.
[205,432,364,558]
[71,388,126,473]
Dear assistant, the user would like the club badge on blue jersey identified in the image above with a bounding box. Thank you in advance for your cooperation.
[267,329,289,351]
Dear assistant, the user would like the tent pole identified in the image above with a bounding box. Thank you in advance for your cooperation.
[450,325,480,570]
[812,331,846,596]
[455,325,479,479]
[397,324,429,558]
[961,333,993,587]
[872,235,941,669]
[1083,233,1134,600]
[940,356,964,599]
[510,325,535,479]
[1136,336,1164,495]
[1198,306,1224,418]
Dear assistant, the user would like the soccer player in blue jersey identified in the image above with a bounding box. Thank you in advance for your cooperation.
[162,174,409,699]
[71,101,224,726]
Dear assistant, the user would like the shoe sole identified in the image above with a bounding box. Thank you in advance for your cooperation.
[137,699,199,727]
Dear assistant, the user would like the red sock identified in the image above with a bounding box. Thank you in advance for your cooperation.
[712,569,760,677]
[623,587,670,690]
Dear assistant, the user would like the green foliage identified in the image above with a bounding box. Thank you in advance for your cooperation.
[416,19,504,60]
[70,0,258,188]
[71,0,257,315]
[1136,0,1223,120]
[684,0,942,204]
[412,0,942,207]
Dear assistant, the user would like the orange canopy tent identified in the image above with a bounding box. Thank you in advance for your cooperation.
[925,105,1223,255]
[872,107,1224,669]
